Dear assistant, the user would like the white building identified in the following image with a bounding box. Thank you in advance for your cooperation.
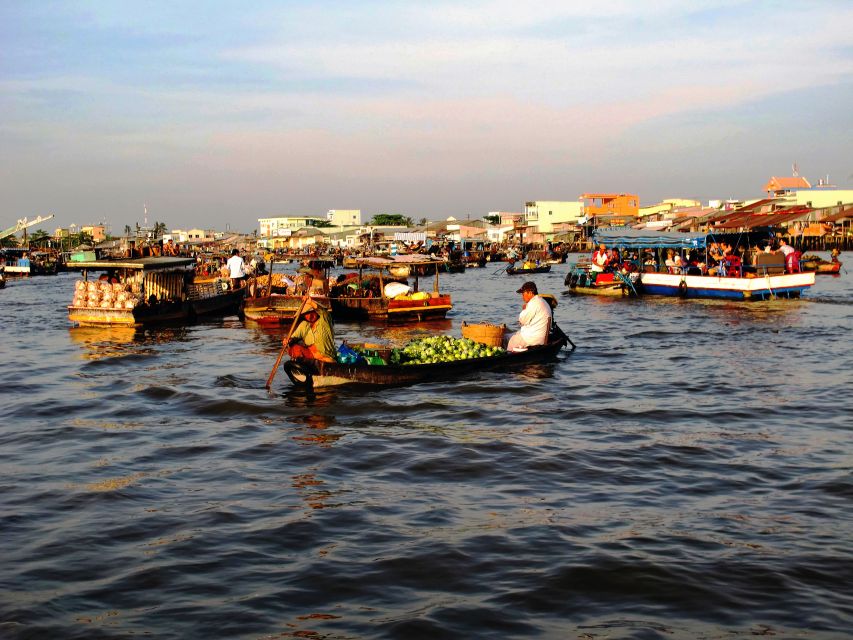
[258,216,327,239]
[327,209,362,227]
[524,201,584,233]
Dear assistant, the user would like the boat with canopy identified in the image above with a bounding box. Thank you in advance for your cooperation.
[568,229,815,300]
[68,257,245,326]
[330,255,452,321]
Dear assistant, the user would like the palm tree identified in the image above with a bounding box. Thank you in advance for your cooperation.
[153,221,167,238]
[124,224,132,237]
[28,229,52,248]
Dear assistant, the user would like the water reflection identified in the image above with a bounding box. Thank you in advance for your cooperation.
[68,326,190,360]
[68,326,144,361]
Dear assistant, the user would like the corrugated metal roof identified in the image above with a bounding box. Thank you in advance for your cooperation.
[716,209,811,229]
[820,207,853,223]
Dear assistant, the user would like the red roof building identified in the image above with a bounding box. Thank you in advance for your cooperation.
[764,176,812,196]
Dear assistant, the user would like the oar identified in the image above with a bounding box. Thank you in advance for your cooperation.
[265,296,309,389]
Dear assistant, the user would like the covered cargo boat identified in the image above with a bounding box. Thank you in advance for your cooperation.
[68,257,245,326]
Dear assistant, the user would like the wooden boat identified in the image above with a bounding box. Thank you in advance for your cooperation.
[565,263,639,297]
[800,255,842,274]
[67,257,245,326]
[243,293,331,324]
[282,329,571,389]
[591,229,816,300]
[527,249,566,265]
[331,255,452,321]
[506,264,551,276]
[242,259,333,325]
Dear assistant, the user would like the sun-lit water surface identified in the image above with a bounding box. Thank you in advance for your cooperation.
[1,255,851,639]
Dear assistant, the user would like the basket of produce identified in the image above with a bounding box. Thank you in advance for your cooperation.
[460,322,506,347]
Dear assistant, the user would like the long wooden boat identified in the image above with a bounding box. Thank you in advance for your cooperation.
[591,229,816,301]
[506,264,551,276]
[68,257,245,326]
[282,331,571,389]
[331,255,453,321]
[243,294,331,324]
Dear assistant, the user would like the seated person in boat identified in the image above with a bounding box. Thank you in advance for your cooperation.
[286,299,336,363]
[831,248,841,263]
[590,244,610,273]
[607,248,620,267]
[507,281,552,352]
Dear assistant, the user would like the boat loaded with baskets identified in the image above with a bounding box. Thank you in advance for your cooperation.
[67,257,245,326]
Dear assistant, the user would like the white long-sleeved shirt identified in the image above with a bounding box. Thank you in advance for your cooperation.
[518,295,552,346]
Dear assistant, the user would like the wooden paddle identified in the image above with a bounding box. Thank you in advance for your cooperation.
[265,296,309,389]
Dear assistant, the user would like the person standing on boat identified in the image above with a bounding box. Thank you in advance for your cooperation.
[590,244,609,273]
[227,249,246,289]
[777,239,800,273]
[286,298,336,363]
[507,281,552,352]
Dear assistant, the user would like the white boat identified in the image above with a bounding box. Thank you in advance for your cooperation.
[589,229,815,301]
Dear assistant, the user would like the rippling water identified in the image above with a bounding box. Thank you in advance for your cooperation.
[1,255,851,639]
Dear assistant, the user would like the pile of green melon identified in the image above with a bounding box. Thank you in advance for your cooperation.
[391,335,505,365]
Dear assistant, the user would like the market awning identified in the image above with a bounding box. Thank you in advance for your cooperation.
[593,229,707,249]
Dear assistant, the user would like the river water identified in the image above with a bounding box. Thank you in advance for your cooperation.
[1,254,851,639]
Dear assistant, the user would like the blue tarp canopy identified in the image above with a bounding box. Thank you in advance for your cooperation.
[593,228,707,249]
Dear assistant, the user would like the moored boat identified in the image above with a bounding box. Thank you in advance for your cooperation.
[67,257,245,326]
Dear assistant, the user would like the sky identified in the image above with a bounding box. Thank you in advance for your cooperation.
[2,0,852,233]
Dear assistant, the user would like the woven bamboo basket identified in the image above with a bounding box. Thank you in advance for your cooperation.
[461,322,506,347]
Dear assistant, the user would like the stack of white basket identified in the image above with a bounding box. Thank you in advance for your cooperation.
[72,280,142,310]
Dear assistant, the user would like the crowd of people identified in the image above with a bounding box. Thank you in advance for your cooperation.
[587,238,814,277]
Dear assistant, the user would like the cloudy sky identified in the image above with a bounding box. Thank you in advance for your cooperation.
[2,1,851,233]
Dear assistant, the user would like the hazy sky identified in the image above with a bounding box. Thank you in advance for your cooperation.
[2,1,852,233]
